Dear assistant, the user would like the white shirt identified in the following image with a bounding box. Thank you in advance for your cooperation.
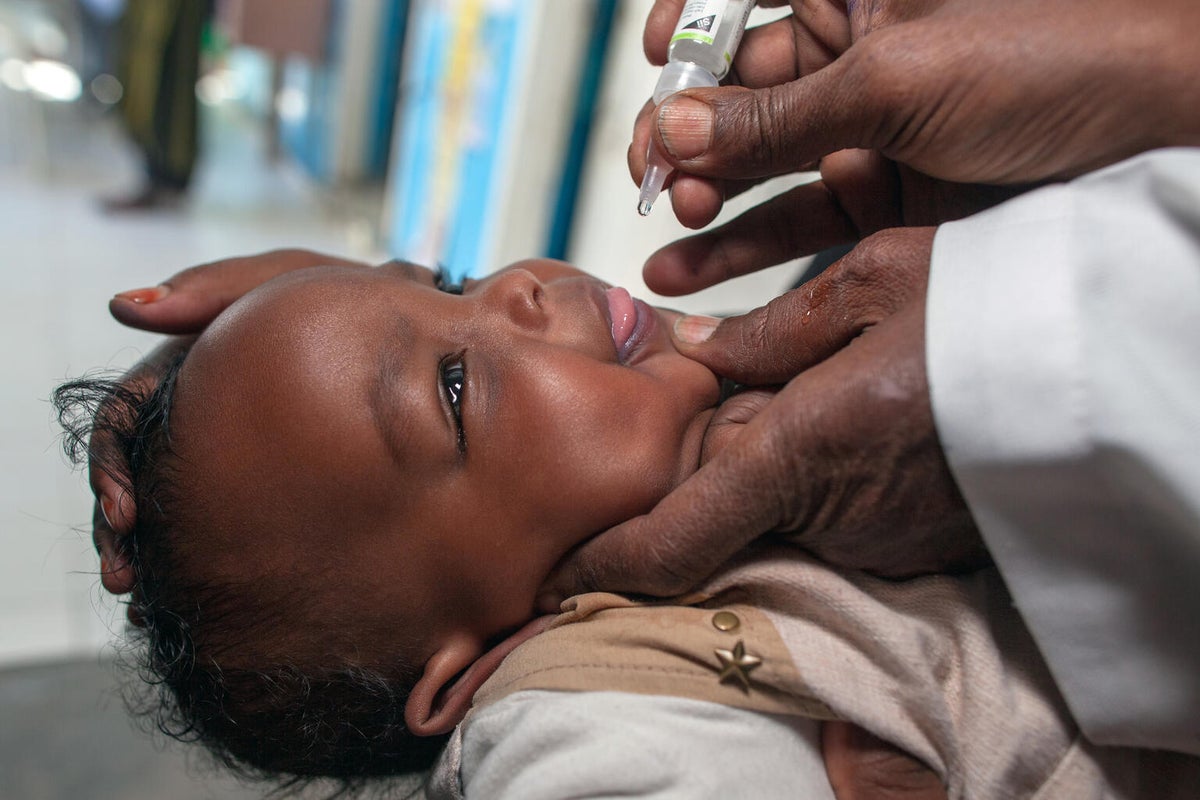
[426,690,835,799]
[928,147,1200,755]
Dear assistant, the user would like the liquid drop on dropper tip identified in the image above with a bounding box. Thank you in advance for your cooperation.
[638,152,669,218]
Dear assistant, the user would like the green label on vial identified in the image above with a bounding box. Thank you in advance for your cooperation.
[671,29,716,45]
[671,0,726,47]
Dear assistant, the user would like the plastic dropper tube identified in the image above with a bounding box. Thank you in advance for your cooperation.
[638,0,756,216]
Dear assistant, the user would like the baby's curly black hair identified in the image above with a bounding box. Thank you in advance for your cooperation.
[53,352,447,796]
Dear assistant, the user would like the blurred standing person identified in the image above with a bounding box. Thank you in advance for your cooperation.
[78,0,124,96]
[103,0,210,211]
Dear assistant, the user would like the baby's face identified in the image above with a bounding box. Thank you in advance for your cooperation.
[172,260,720,662]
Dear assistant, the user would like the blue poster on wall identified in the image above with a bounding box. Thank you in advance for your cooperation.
[386,0,527,282]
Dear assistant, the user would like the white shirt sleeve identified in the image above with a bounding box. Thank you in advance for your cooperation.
[455,690,835,799]
[927,147,1200,755]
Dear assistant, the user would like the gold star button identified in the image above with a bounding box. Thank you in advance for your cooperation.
[714,639,762,692]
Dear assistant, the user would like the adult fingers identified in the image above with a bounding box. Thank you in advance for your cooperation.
[820,149,1032,231]
[642,179,859,296]
[699,387,776,465]
[647,2,844,82]
[636,5,826,230]
[651,19,1093,187]
[774,301,984,578]
[732,7,846,90]
[86,335,195,601]
[667,173,728,229]
[540,382,808,602]
[648,80,844,182]
[637,3,839,228]
[109,249,370,334]
[647,148,1000,276]
[631,96,729,227]
[643,0,685,65]
[544,266,980,604]
[822,722,947,800]
[650,24,964,183]
[669,227,934,384]
[820,149,905,233]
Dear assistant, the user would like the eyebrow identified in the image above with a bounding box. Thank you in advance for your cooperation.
[369,314,417,470]
[380,259,434,285]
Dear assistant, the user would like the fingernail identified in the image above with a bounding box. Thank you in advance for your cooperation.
[113,285,170,304]
[674,314,721,344]
[658,97,713,161]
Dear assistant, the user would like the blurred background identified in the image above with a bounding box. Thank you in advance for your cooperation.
[0,0,808,796]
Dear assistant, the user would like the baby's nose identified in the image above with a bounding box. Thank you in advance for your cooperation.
[484,268,547,332]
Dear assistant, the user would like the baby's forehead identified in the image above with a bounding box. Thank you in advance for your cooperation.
[177,268,400,460]
[169,272,418,567]
[206,261,438,338]
[192,267,388,357]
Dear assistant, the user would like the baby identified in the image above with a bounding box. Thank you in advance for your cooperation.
[58,258,737,782]
[58,257,1196,798]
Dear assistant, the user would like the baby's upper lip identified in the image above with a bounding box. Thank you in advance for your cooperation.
[586,278,620,360]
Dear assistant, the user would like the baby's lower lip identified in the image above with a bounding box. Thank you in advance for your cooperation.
[605,287,655,363]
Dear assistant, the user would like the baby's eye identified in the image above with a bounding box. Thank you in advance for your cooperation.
[433,265,464,295]
[440,357,466,454]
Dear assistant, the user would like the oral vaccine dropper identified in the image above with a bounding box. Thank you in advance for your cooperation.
[638,0,756,216]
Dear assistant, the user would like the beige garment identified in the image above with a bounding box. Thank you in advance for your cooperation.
[473,544,1199,799]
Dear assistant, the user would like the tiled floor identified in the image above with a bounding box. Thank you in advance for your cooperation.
[2,658,270,800]
[0,656,430,799]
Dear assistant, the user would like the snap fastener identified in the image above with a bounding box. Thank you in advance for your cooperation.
[711,611,740,632]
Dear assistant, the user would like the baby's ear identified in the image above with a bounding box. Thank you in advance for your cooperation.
[404,635,482,737]
[90,467,136,596]
[404,617,556,736]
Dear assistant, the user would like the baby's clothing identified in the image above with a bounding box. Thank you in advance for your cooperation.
[429,544,1199,798]
[441,690,834,799]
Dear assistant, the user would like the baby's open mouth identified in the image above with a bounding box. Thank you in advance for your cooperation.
[605,287,656,364]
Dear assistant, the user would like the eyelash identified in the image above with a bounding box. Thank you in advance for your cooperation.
[433,265,464,295]
[440,356,467,455]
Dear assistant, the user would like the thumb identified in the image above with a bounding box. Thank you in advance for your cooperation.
[652,53,883,180]
[669,283,852,385]
[670,228,933,384]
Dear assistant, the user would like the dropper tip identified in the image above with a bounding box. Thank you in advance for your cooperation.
[637,199,653,217]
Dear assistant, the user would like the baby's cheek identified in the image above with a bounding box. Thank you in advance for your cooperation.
[668,356,722,412]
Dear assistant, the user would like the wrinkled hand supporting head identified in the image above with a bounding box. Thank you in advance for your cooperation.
[63,337,194,623]
[542,229,986,605]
